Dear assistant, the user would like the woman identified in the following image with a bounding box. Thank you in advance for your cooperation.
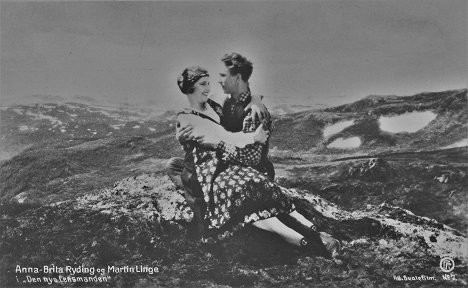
[176,66,340,258]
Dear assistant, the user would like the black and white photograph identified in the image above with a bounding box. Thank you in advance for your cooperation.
[0,0,467,287]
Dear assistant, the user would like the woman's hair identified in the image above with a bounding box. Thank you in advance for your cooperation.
[177,66,209,94]
[221,52,253,82]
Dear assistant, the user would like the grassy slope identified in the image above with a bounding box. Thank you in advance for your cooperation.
[0,132,181,204]
[275,148,468,232]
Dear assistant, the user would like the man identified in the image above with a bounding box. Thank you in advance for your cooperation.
[216,53,275,179]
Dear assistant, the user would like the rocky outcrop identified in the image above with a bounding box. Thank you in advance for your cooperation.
[75,173,467,262]
[431,168,466,184]
[76,174,192,225]
[285,186,467,260]
[346,158,394,181]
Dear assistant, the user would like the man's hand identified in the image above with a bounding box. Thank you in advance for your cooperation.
[245,94,268,123]
[253,123,270,144]
[176,124,203,144]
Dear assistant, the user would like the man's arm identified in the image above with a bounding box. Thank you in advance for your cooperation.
[216,141,264,166]
[216,113,271,166]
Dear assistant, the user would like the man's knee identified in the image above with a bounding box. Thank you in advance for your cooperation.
[184,190,196,206]
[165,157,184,176]
[165,157,184,189]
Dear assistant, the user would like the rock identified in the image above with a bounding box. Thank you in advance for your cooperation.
[347,158,393,181]
[280,187,467,261]
[434,170,462,184]
[76,173,193,224]
[11,192,29,204]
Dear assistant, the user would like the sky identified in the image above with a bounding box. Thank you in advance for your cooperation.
[1,0,466,110]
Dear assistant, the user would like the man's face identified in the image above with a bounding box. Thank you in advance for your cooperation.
[218,67,238,95]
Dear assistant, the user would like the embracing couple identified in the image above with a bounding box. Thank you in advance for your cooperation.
[166,52,340,258]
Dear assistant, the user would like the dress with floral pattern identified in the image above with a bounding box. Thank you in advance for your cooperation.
[194,148,295,242]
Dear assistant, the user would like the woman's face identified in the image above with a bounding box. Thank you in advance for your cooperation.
[191,76,211,103]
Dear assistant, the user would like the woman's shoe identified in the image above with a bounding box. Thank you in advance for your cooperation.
[298,236,330,258]
[319,232,341,258]
[277,214,331,258]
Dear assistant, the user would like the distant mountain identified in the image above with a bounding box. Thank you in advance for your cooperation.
[1,94,69,106]
[1,94,111,107]
[0,102,176,161]
[269,104,322,115]
[325,89,466,114]
[1,89,466,162]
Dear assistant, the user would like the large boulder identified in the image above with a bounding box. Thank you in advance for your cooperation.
[75,173,193,225]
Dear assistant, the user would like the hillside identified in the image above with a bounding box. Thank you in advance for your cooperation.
[271,89,467,152]
[1,89,466,161]
[1,89,467,287]
[0,102,176,160]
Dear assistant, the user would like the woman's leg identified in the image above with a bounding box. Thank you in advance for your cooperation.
[252,217,306,247]
[287,210,341,257]
[289,210,315,228]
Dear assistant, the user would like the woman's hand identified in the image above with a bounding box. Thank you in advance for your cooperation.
[177,124,203,144]
[253,123,270,144]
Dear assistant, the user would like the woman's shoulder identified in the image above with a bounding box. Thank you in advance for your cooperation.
[176,109,197,123]
[177,108,196,116]
[177,108,220,125]
[177,108,206,120]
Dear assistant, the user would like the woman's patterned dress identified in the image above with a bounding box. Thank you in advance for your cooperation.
[193,147,295,242]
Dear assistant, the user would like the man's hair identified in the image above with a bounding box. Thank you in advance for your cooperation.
[221,52,253,82]
[177,66,209,94]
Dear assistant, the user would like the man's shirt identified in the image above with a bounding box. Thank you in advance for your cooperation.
[216,90,273,175]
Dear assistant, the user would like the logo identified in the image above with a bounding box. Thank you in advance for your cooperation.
[439,257,455,273]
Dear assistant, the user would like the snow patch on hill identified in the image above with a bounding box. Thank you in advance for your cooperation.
[379,111,437,133]
[19,126,38,132]
[441,139,468,149]
[323,120,355,138]
[24,111,63,127]
[328,137,362,149]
